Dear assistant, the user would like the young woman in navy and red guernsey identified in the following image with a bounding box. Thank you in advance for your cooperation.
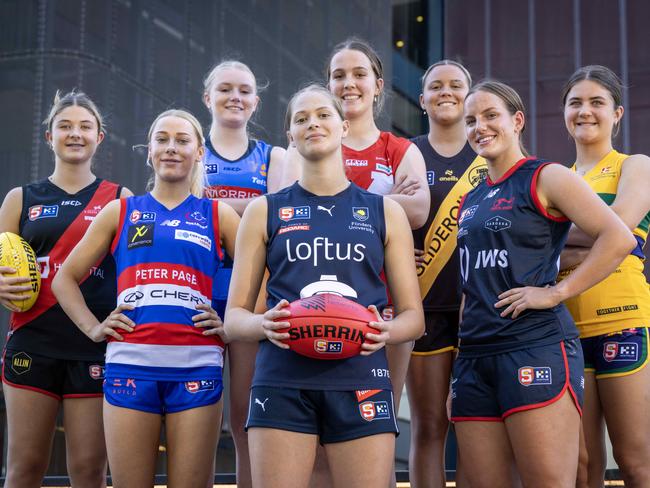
[53,110,239,487]
[202,60,286,487]
[558,66,650,488]
[0,91,131,488]
[452,80,635,488]
[325,36,429,416]
[408,60,485,488]
[224,85,424,488]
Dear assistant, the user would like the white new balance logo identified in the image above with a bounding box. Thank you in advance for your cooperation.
[317,205,335,216]
[255,397,269,412]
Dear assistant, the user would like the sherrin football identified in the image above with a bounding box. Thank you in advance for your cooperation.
[0,232,41,312]
[276,294,378,360]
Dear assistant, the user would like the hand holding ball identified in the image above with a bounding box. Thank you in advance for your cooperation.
[0,232,41,312]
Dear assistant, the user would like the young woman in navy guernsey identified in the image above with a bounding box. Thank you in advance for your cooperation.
[452,80,635,488]
[52,110,239,487]
[202,59,286,488]
[224,85,424,488]
[0,91,131,488]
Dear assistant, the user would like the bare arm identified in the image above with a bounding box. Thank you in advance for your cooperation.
[0,187,32,309]
[497,164,636,318]
[277,145,302,191]
[266,146,287,194]
[52,200,133,341]
[224,197,289,345]
[388,145,430,229]
[120,187,134,198]
[369,198,425,346]
[565,154,650,247]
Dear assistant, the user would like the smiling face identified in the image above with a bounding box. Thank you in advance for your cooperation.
[149,116,204,185]
[421,64,470,126]
[328,49,383,120]
[464,90,525,164]
[564,79,623,145]
[46,105,104,164]
[287,90,349,162]
[203,66,259,129]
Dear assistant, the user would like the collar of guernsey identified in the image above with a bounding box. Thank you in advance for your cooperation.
[572,149,648,259]
[417,155,488,298]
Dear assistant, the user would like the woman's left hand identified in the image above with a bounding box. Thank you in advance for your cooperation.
[495,286,562,319]
[361,305,391,355]
[193,303,228,342]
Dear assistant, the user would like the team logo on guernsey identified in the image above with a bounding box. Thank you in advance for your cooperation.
[129,210,156,224]
[352,207,369,221]
[127,224,154,249]
[279,206,310,222]
[314,340,343,354]
[491,197,514,211]
[174,229,212,250]
[28,205,58,221]
[603,342,639,362]
[484,216,512,232]
[468,165,489,187]
[10,352,31,375]
[185,380,215,393]
[518,366,552,386]
[359,401,391,421]
[375,163,392,175]
[426,171,435,186]
[458,205,478,224]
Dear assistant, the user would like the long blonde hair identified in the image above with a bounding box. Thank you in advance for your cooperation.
[147,109,206,197]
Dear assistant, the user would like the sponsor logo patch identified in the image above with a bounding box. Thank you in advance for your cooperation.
[129,210,156,224]
[185,379,215,393]
[174,229,212,251]
[355,389,382,402]
[127,224,154,249]
[484,188,500,199]
[375,163,392,175]
[484,216,512,232]
[352,207,369,221]
[426,170,435,185]
[314,340,343,354]
[29,205,58,221]
[458,205,478,224]
[491,197,515,211]
[278,224,310,235]
[88,364,105,380]
[468,165,489,187]
[10,352,31,375]
[359,400,391,421]
[345,159,368,167]
[603,342,639,362]
[279,206,310,222]
[61,200,82,206]
[518,366,552,386]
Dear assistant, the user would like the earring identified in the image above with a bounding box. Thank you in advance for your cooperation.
[374,95,378,103]
[422,109,427,115]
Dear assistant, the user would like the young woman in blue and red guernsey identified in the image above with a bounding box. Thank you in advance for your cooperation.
[224,84,424,488]
[202,60,286,488]
[52,110,239,488]
[408,60,485,488]
[558,66,650,488]
[452,80,635,488]
[0,91,131,488]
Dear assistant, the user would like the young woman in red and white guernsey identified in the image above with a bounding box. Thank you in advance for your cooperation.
[0,91,131,488]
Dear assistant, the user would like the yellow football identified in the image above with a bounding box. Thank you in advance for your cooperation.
[0,232,41,312]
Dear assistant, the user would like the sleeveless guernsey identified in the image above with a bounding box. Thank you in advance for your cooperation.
[457,158,577,357]
[108,194,224,381]
[343,132,411,195]
[253,182,391,390]
[9,178,121,360]
[559,150,650,337]
[411,137,488,310]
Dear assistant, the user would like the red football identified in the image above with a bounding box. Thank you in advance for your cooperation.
[276,294,378,360]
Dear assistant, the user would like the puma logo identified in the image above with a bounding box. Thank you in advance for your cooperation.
[317,205,335,217]
[255,397,269,412]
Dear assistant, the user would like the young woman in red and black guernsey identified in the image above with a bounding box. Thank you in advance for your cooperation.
[0,91,132,488]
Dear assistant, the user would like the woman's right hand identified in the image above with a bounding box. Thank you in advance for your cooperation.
[89,304,135,342]
[261,299,291,349]
[0,266,34,312]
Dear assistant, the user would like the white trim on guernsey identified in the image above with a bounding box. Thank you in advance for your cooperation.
[106,343,224,368]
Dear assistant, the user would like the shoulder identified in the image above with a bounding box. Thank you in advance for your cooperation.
[383,131,412,151]
[621,153,650,171]
[3,186,23,204]
[269,146,287,161]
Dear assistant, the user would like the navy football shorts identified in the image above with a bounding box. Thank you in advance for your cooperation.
[450,339,584,421]
[245,386,399,444]
[2,347,104,400]
[581,327,649,379]
[104,377,223,414]
[412,311,459,355]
